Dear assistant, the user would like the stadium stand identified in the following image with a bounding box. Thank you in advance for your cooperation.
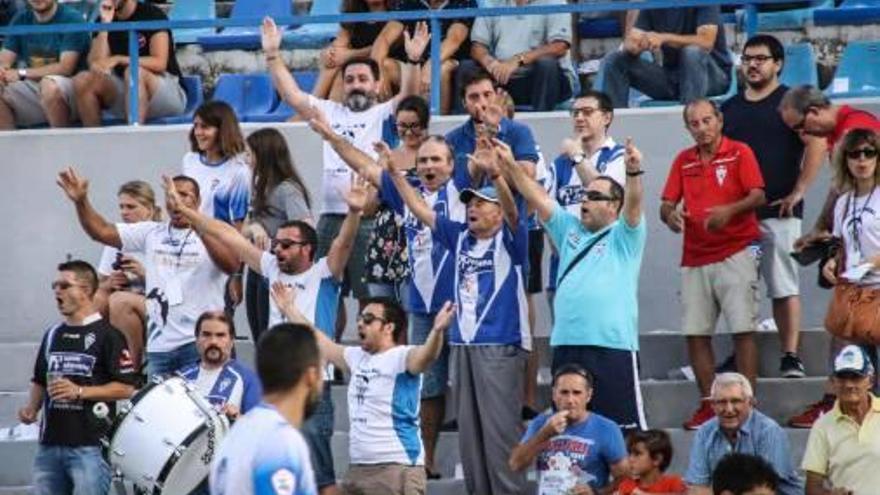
[210,73,275,121]
[825,40,880,98]
[281,0,340,49]
[168,0,215,44]
[814,0,880,25]
[780,42,819,88]
[197,0,291,51]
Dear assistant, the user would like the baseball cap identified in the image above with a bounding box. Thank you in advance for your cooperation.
[459,185,499,204]
[833,345,875,377]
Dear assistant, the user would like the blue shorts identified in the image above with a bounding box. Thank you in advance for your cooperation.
[301,383,336,488]
[146,342,199,379]
[409,312,449,399]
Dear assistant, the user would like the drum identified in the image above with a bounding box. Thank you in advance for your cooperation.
[105,376,229,494]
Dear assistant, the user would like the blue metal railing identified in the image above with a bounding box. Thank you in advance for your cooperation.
[0,0,795,123]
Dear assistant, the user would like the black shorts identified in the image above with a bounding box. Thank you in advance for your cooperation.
[551,345,647,432]
[527,229,545,294]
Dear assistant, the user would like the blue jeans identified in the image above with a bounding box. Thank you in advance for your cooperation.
[366,280,410,310]
[301,383,336,488]
[146,341,199,378]
[602,46,730,108]
[33,445,110,495]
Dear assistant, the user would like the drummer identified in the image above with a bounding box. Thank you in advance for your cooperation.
[18,260,138,495]
[179,310,262,420]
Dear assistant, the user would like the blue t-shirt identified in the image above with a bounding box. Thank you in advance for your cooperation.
[432,216,531,349]
[179,359,262,414]
[2,5,89,70]
[522,411,627,493]
[543,204,645,351]
[379,169,470,314]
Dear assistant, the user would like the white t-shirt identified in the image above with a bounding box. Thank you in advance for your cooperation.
[306,95,395,214]
[96,245,145,276]
[117,222,228,352]
[210,404,317,495]
[181,152,251,224]
[260,252,340,337]
[833,187,880,286]
[343,345,423,466]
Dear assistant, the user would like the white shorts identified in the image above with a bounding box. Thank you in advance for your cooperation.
[758,217,801,299]
[0,76,76,126]
[682,247,760,336]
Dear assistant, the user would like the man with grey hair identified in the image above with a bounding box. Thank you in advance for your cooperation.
[685,372,803,495]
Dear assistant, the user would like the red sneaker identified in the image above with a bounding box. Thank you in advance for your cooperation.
[683,399,714,430]
[787,396,835,428]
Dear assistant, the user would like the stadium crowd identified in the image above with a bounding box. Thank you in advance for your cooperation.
[5,0,880,494]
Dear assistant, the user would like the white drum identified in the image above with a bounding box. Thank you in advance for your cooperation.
[105,376,229,494]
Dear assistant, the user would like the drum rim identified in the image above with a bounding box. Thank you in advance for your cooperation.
[102,379,165,461]
[153,422,210,493]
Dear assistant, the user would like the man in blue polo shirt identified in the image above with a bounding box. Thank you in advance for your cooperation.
[386,161,529,494]
[499,134,648,431]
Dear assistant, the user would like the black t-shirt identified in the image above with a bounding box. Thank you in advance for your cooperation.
[635,6,732,76]
[103,2,181,79]
[32,318,137,447]
[344,21,387,50]
[722,85,805,219]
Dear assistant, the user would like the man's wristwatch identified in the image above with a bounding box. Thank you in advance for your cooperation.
[516,54,526,66]
[17,68,26,80]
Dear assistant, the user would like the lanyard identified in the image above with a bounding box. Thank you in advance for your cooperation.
[167,225,194,270]
[849,186,876,257]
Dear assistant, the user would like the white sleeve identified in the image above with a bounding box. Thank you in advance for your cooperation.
[832,194,848,238]
[343,346,363,370]
[97,246,118,276]
[314,258,333,279]
[396,346,414,374]
[260,251,280,281]
[306,94,337,116]
[377,100,395,120]
[116,221,160,253]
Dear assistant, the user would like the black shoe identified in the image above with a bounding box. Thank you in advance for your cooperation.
[715,353,737,373]
[780,353,806,378]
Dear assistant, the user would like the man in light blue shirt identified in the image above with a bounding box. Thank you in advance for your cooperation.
[499,133,648,431]
[685,373,803,495]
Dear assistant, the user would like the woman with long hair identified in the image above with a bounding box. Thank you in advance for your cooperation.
[244,127,313,340]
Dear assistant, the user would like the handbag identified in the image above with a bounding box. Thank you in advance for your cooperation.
[824,281,880,344]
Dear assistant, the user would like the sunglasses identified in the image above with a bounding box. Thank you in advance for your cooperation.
[272,239,309,250]
[846,148,879,160]
[585,190,618,202]
[357,313,386,325]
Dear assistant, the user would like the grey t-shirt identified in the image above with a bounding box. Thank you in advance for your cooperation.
[252,181,312,237]
[634,6,731,75]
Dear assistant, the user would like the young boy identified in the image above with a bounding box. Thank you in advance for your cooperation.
[617,430,686,495]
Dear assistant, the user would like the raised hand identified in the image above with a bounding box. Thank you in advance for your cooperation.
[98,0,115,23]
[432,301,456,331]
[261,17,282,55]
[624,137,642,173]
[269,281,309,324]
[307,110,336,142]
[344,175,370,213]
[490,138,517,173]
[404,21,431,62]
[373,141,395,173]
[161,174,184,213]
[56,167,89,203]
[540,410,571,439]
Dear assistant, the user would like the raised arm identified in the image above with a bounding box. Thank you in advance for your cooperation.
[622,138,644,227]
[270,281,348,374]
[57,167,121,248]
[509,410,571,472]
[393,21,430,107]
[386,160,436,229]
[406,301,454,374]
[326,177,367,281]
[162,176,260,274]
[262,17,310,114]
[493,139,556,223]
[307,117,383,186]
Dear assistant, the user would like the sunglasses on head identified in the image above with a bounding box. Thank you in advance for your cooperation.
[585,190,618,202]
[272,239,308,250]
[357,313,386,325]
[846,148,879,160]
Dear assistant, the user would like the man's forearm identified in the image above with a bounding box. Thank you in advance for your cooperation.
[390,174,435,228]
[522,41,569,65]
[27,382,43,411]
[471,43,495,68]
[623,172,644,226]
[508,433,549,472]
[75,198,121,248]
[727,189,765,216]
[440,23,468,61]
[660,200,677,224]
[82,381,134,402]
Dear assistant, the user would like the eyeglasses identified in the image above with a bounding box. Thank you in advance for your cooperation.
[570,107,601,118]
[585,190,618,202]
[52,281,83,291]
[357,313,386,325]
[396,122,423,134]
[741,54,775,65]
[271,239,309,250]
[846,148,879,160]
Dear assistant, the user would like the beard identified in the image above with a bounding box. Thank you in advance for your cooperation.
[203,345,225,365]
[344,90,375,112]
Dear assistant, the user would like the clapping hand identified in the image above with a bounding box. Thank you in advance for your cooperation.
[270,281,309,324]
[161,175,184,214]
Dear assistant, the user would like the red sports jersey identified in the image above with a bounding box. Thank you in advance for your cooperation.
[827,105,880,151]
[618,474,687,494]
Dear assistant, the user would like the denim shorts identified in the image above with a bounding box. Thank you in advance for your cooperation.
[146,341,199,379]
[301,383,336,488]
[409,312,449,399]
[33,445,110,495]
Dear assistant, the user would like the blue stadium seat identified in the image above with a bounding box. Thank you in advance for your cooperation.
[815,0,880,25]
[211,74,275,119]
[282,0,341,49]
[780,43,818,88]
[197,0,291,51]
[150,76,205,125]
[170,0,216,45]
[245,71,319,122]
[734,0,832,31]
[825,40,880,98]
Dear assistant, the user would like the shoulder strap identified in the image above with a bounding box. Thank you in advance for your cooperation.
[557,229,611,287]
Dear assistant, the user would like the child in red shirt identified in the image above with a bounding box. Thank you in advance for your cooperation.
[617,430,686,495]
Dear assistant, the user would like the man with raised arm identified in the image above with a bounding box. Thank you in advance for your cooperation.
[384,147,530,494]
[165,175,366,495]
[271,283,455,495]
[57,168,239,377]
[497,135,648,432]
[261,17,428,338]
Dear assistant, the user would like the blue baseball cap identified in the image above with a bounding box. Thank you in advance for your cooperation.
[833,345,875,377]
[459,185,499,204]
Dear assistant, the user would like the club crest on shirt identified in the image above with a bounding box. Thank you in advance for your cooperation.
[715,165,727,186]
[270,468,296,495]
[218,377,232,393]
[84,332,96,351]
[566,231,584,249]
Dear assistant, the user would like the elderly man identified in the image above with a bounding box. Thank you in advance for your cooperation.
[802,345,880,495]
[685,372,803,495]
[509,364,628,494]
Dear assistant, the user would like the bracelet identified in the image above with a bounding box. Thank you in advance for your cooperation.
[76,386,83,400]
[265,54,279,62]
[626,170,645,177]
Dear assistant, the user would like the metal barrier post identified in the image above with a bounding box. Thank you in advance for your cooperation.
[429,17,442,114]
[127,29,140,126]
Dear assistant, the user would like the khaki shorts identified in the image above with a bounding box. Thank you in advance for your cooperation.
[682,247,760,336]
[0,76,76,126]
[340,464,426,495]
[107,71,186,119]
[759,217,801,299]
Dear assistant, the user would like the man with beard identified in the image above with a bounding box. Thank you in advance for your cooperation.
[719,34,826,383]
[271,285,455,495]
[179,310,261,420]
[209,323,322,495]
[166,175,367,495]
[660,99,766,430]
[262,17,428,341]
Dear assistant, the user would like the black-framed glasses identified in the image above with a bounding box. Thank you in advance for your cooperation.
[272,239,308,250]
[585,190,617,202]
[357,313,386,325]
[846,148,879,160]
[396,122,423,134]
[741,54,775,65]
[570,107,601,118]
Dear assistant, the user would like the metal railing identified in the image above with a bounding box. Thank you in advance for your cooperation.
[0,0,801,123]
